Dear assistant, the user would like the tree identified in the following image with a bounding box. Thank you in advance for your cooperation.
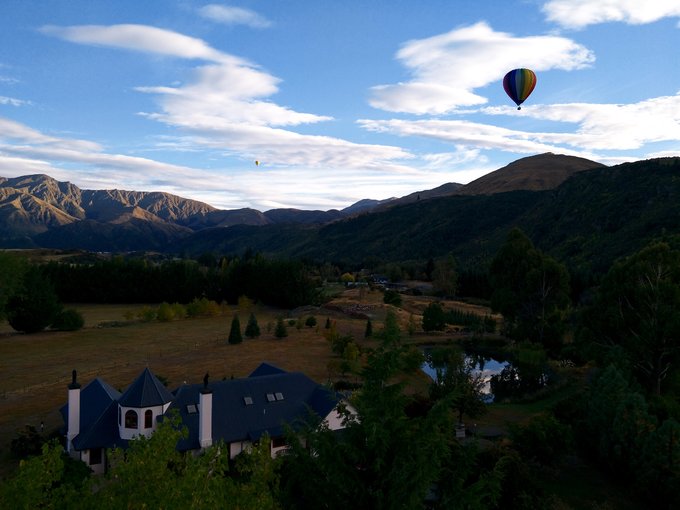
[489,228,570,353]
[422,301,447,332]
[364,318,373,338]
[7,266,62,333]
[429,347,487,425]
[245,312,261,338]
[432,254,458,297]
[281,311,458,510]
[0,252,26,320]
[582,242,680,396]
[228,314,243,344]
[275,317,288,338]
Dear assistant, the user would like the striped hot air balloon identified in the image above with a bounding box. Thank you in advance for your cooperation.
[503,68,537,110]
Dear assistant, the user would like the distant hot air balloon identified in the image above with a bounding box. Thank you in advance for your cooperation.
[503,68,537,110]
[255,160,260,166]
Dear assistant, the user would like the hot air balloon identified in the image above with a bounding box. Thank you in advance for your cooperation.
[255,160,260,166]
[503,68,537,110]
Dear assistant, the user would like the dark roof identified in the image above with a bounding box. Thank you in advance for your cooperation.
[60,377,123,450]
[248,362,287,378]
[170,371,340,451]
[118,367,174,408]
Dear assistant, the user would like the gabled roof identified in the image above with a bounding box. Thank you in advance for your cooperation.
[170,370,340,451]
[60,377,122,450]
[248,362,287,378]
[118,367,174,408]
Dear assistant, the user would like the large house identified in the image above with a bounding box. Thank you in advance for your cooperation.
[61,363,346,473]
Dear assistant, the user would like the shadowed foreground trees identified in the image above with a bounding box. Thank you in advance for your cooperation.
[0,414,281,510]
[489,228,570,355]
[581,242,680,396]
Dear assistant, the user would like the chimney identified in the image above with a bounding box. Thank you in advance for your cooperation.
[199,372,213,448]
[67,369,81,454]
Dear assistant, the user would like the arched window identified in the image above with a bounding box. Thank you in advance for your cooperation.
[144,409,153,429]
[125,410,138,429]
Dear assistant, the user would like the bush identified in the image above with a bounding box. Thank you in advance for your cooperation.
[52,309,85,331]
[422,302,447,332]
[156,302,176,322]
[305,316,317,327]
[383,289,402,306]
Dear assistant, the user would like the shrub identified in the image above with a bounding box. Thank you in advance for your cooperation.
[156,302,175,322]
[383,289,402,307]
[305,316,317,327]
[52,309,85,331]
[137,306,157,322]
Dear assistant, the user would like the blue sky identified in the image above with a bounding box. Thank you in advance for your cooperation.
[1,1,680,211]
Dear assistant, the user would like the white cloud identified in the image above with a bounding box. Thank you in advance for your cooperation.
[40,24,230,63]
[484,93,680,150]
[198,4,271,28]
[543,0,680,29]
[0,96,30,106]
[0,117,101,151]
[361,92,680,161]
[369,21,594,114]
[42,23,416,171]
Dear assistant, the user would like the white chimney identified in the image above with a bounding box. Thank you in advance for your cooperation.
[67,369,81,454]
[199,373,213,449]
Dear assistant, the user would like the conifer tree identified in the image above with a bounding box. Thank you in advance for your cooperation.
[244,312,261,338]
[275,317,288,338]
[228,314,243,344]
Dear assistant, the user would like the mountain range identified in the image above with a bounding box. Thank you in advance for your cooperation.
[7,152,679,278]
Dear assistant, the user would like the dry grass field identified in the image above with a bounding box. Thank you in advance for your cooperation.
[0,287,493,475]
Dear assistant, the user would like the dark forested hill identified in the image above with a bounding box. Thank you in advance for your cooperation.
[178,157,680,278]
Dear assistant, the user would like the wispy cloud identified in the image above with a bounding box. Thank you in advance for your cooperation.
[40,24,229,62]
[361,92,680,161]
[42,22,417,171]
[198,4,271,28]
[543,0,680,29]
[369,22,594,114]
[0,96,30,106]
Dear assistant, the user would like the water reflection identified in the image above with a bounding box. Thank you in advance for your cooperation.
[422,352,509,402]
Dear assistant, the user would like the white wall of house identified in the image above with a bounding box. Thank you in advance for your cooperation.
[118,404,165,440]
[229,440,252,459]
[81,448,106,475]
[323,403,356,430]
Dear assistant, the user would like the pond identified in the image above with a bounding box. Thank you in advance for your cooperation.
[422,347,552,402]
[422,350,509,402]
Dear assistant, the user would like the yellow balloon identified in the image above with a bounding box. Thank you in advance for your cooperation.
[255,160,260,166]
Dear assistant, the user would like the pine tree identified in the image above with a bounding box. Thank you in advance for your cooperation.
[275,317,288,338]
[244,312,260,338]
[364,318,373,338]
[228,314,243,344]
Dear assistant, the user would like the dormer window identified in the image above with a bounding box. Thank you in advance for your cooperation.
[244,396,253,405]
[275,392,284,401]
[266,393,276,402]
[186,404,198,414]
[125,410,138,429]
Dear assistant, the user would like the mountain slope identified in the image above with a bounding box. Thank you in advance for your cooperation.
[456,153,605,195]
[178,157,680,279]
